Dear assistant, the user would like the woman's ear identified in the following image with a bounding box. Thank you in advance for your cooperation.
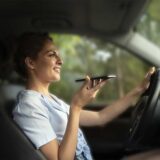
[25,57,35,70]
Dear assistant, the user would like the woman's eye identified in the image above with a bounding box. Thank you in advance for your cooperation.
[49,54,55,57]
[48,52,56,57]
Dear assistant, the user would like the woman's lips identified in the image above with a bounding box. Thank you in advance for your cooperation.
[53,67,61,73]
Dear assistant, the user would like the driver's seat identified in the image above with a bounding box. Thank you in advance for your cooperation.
[0,84,47,160]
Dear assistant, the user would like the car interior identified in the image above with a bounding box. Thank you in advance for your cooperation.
[0,0,159,160]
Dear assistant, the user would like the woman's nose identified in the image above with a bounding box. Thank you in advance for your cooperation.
[56,54,63,65]
[59,58,63,65]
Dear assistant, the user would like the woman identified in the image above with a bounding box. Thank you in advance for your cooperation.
[12,32,155,160]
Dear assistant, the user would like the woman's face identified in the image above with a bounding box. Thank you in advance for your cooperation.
[28,40,63,83]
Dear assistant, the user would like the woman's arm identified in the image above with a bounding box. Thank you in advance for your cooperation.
[80,67,155,127]
[40,106,81,160]
[80,88,140,126]
[40,76,106,160]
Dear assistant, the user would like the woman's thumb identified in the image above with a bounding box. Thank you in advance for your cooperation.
[82,75,90,88]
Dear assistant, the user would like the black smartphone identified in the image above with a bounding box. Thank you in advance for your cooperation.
[75,75,117,82]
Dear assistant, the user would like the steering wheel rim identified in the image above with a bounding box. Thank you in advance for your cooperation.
[128,68,160,149]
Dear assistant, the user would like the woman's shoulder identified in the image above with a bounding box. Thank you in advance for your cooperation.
[15,90,47,112]
[17,89,43,101]
[13,90,50,124]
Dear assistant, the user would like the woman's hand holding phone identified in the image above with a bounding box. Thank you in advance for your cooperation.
[71,75,110,109]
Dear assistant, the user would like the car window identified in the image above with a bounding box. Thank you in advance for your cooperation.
[49,34,150,105]
[137,0,160,46]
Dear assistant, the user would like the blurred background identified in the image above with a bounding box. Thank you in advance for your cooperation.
[49,0,160,106]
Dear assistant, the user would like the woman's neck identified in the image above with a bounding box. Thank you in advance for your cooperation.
[26,77,50,96]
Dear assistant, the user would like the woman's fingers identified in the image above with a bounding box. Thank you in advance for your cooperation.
[144,66,156,86]
[81,75,90,89]
[82,76,103,90]
[75,76,107,107]
[145,66,155,80]
[82,77,106,97]
[137,66,156,94]
[92,79,107,91]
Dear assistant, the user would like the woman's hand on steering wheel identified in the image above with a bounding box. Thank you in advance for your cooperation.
[134,67,156,96]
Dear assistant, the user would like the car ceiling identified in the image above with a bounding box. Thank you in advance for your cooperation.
[1,0,159,67]
[0,0,149,39]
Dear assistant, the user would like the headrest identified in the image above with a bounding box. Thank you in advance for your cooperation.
[0,84,47,160]
[0,84,24,104]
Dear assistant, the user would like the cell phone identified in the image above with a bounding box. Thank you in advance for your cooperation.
[75,75,117,82]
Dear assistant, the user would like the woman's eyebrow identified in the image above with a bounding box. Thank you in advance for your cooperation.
[46,49,56,53]
[46,49,60,56]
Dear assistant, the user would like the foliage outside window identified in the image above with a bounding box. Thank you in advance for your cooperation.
[48,0,159,106]
[49,34,149,105]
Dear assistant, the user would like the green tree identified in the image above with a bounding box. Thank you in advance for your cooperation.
[48,33,149,104]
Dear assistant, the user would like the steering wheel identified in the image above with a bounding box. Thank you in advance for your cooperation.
[127,68,160,149]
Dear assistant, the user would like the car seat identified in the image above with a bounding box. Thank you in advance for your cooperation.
[0,84,47,160]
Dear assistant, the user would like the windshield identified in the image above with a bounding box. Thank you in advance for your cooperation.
[137,0,160,46]
[48,0,159,105]
[49,34,149,105]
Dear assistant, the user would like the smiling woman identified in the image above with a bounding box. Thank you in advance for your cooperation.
[11,32,155,160]
[24,40,62,83]
[14,32,62,82]
[13,32,95,160]
[0,0,159,159]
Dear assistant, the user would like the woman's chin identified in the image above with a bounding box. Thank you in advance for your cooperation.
[51,76,61,82]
